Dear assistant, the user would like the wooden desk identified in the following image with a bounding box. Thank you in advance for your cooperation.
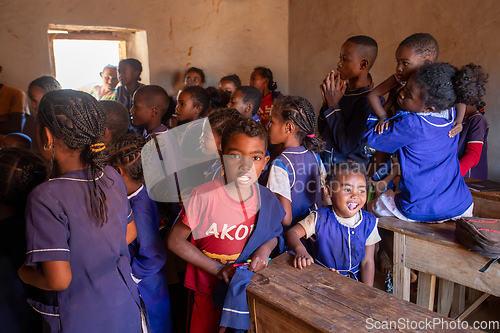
[378,217,500,317]
[465,178,500,218]
[247,253,476,332]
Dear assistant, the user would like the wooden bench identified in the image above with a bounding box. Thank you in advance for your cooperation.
[465,178,500,219]
[378,217,500,319]
[246,252,477,332]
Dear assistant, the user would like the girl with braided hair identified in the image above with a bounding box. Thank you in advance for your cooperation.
[108,131,172,333]
[266,95,327,235]
[18,90,147,333]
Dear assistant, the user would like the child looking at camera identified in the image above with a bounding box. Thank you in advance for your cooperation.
[286,161,380,286]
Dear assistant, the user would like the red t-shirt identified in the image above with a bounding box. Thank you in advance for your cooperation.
[257,93,273,128]
[180,177,258,294]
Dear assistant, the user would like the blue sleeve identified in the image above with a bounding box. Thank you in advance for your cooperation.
[365,112,420,153]
[130,196,167,280]
[328,98,371,154]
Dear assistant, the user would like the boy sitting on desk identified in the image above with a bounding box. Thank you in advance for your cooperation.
[168,118,284,333]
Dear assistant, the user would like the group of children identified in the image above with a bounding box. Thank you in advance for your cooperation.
[0,31,490,333]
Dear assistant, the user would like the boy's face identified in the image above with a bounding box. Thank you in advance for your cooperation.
[130,92,151,127]
[101,67,119,92]
[184,71,203,87]
[175,91,199,122]
[222,133,269,189]
[227,90,251,118]
[397,76,426,113]
[337,41,364,81]
[329,172,367,218]
[118,63,139,86]
[395,46,429,82]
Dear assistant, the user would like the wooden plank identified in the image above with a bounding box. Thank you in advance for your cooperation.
[404,237,500,296]
[416,273,436,310]
[456,293,491,321]
[437,279,455,316]
[392,232,411,301]
[471,196,500,219]
[450,284,466,318]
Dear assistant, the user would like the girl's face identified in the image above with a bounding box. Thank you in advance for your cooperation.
[397,76,426,113]
[267,110,288,145]
[249,71,268,94]
[395,46,429,83]
[118,63,139,86]
[184,71,204,87]
[175,91,200,122]
[101,67,119,92]
[28,85,46,113]
[219,80,237,94]
[329,172,367,218]
[199,119,219,156]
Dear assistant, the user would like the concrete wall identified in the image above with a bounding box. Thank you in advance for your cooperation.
[289,0,500,181]
[0,0,289,95]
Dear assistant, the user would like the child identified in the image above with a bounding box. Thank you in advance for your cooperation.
[249,67,282,128]
[0,65,30,138]
[100,100,133,144]
[184,67,205,87]
[131,85,171,138]
[318,35,378,169]
[286,161,380,286]
[200,108,244,182]
[0,132,31,150]
[117,58,145,111]
[18,90,146,332]
[219,74,241,94]
[1,148,46,333]
[89,64,119,101]
[456,64,489,180]
[366,63,478,222]
[168,118,284,333]
[227,86,262,122]
[108,132,172,333]
[266,96,326,228]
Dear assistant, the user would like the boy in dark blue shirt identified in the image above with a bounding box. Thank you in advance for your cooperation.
[318,35,378,169]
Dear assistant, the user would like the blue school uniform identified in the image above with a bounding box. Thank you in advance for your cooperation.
[311,207,378,279]
[128,185,172,333]
[365,109,473,221]
[25,166,144,333]
[267,146,324,225]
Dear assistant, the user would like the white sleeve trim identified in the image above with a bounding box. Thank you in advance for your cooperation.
[366,218,381,246]
[267,164,292,202]
[298,212,318,239]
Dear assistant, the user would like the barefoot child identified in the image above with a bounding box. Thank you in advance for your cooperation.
[286,161,380,286]
[168,118,284,332]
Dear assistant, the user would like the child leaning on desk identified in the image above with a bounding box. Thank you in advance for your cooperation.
[286,161,381,286]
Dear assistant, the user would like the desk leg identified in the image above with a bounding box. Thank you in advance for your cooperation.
[393,232,411,301]
[416,273,436,310]
[437,279,454,316]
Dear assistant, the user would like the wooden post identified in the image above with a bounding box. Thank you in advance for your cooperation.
[393,232,411,301]
[417,272,436,310]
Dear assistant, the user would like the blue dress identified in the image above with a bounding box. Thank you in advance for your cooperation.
[128,186,172,333]
[25,166,144,333]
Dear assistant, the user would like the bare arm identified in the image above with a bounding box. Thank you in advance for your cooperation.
[359,244,375,286]
[286,223,314,269]
[19,261,72,291]
[126,219,137,245]
[367,75,398,120]
[449,103,466,138]
[275,194,292,227]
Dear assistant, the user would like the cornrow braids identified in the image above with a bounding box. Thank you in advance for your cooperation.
[38,89,109,226]
[274,96,325,154]
[0,148,47,212]
[108,132,146,183]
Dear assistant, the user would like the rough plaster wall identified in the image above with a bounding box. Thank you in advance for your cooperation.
[289,0,500,180]
[0,0,289,95]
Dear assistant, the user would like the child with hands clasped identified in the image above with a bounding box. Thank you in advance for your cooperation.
[286,161,380,286]
[18,90,146,332]
[168,118,284,333]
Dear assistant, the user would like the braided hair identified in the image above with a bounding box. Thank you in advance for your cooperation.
[273,96,325,154]
[38,89,109,226]
[108,132,146,183]
[0,148,47,212]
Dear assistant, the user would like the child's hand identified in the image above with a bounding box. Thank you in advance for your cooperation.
[449,122,463,138]
[293,249,314,269]
[321,71,346,108]
[216,264,236,284]
[248,254,270,273]
[374,119,390,134]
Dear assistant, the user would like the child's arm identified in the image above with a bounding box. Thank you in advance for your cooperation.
[276,194,293,227]
[359,244,375,286]
[449,103,465,138]
[19,261,72,291]
[372,157,400,197]
[167,219,234,284]
[248,237,278,273]
[126,219,137,245]
[286,223,314,269]
[368,75,399,134]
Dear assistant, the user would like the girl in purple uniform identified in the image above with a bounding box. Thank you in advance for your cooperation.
[18,90,146,333]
